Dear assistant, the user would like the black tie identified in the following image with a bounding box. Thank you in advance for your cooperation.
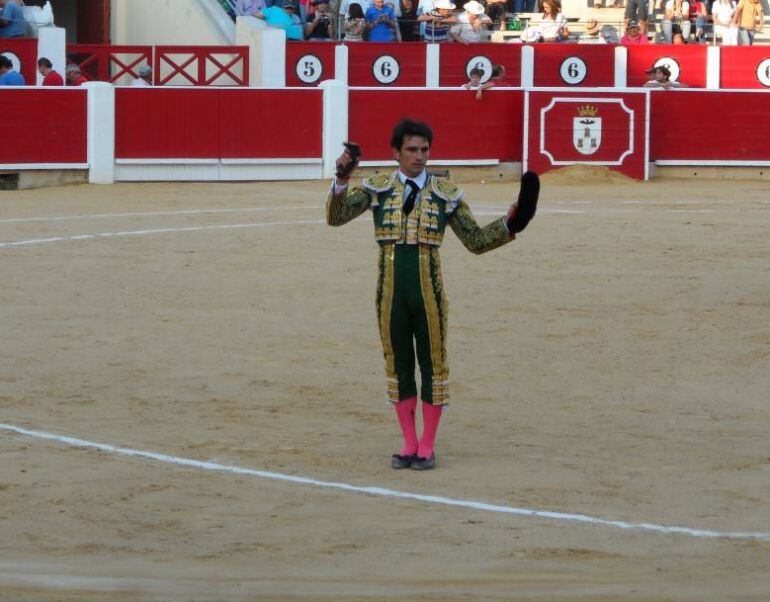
[403,179,419,215]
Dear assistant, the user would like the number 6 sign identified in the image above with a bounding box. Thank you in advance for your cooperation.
[372,55,400,85]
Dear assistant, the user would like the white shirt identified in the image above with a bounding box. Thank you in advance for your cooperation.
[664,0,690,19]
[131,78,151,87]
[712,0,735,24]
[450,11,490,43]
[539,13,566,41]
[397,169,428,189]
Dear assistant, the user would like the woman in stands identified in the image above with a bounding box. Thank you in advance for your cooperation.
[539,0,569,41]
[662,0,691,43]
[344,3,367,40]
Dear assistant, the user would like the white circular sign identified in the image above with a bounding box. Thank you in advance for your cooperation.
[296,54,323,84]
[1,52,21,73]
[465,56,493,83]
[756,59,770,87]
[559,57,588,85]
[373,55,400,85]
[653,57,681,82]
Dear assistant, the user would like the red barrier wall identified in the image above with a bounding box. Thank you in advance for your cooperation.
[0,90,87,164]
[0,38,38,86]
[533,44,615,87]
[626,46,707,88]
[286,42,336,86]
[438,44,522,87]
[115,88,322,159]
[348,88,524,161]
[649,90,770,161]
[719,47,770,89]
[348,42,426,86]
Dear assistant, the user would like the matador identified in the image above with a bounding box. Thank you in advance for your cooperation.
[326,119,539,470]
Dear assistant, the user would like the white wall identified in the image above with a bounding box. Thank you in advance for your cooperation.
[111,0,234,45]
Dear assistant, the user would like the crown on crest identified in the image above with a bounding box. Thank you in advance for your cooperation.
[577,105,599,117]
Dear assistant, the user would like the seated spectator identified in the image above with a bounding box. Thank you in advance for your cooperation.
[643,65,686,88]
[251,0,304,40]
[344,2,367,39]
[234,0,267,16]
[0,54,23,85]
[366,0,398,41]
[305,0,335,38]
[65,64,89,86]
[539,0,569,42]
[712,0,736,44]
[691,0,708,40]
[486,0,508,31]
[0,0,25,38]
[621,19,649,43]
[732,0,763,45]
[417,0,456,42]
[450,0,491,44]
[578,18,608,42]
[662,0,691,43]
[624,0,648,34]
[131,65,153,87]
[38,57,63,86]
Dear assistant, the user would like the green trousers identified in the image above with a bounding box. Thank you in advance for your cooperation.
[376,244,449,405]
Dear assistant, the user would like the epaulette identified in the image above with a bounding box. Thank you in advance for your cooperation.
[362,172,397,193]
[430,176,463,203]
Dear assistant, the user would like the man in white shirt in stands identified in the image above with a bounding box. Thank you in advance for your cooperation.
[449,0,491,43]
[131,65,152,87]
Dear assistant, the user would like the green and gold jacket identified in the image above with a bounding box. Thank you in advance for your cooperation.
[326,172,514,254]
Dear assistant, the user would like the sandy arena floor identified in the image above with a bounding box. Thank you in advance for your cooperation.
[0,172,769,601]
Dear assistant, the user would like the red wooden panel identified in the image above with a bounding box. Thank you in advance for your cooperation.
[348,89,524,161]
[286,42,336,86]
[0,38,38,86]
[218,89,322,157]
[720,47,770,89]
[348,42,426,86]
[439,43,522,87]
[650,90,770,161]
[533,44,615,87]
[525,90,648,180]
[626,45,707,88]
[67,44,152,83]
[115,88,221,158]
[0,90,87,164]
[154,46,249,86]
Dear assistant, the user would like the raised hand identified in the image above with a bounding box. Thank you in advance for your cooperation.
[335,141,362,181]
[506,171,540,234]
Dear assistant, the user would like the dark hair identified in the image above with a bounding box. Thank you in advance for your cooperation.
[38,57,53,68]
[390,118,433,150]
[491,64,505,78]
[469,67,484,78]
[348,3,364,18]
[0,55,12,69]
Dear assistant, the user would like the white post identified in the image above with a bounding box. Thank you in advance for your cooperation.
[236,16,286,87]
[614,45,627,88]
[320,79,349,179]
[521,45,534,88]
[426,44,440,88]
[706,45,720,90]
[335,43,349,84]
[85,82,115,185]
[36,27,66,86]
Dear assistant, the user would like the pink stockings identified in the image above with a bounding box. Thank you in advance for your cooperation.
[394,397,443,459]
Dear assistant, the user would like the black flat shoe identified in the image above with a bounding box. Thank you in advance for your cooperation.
[391,454,416,469]
[410,454,436,470]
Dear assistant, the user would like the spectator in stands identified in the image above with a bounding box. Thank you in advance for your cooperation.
[305,0,335,38]
[539,0,569,42]
[485,0,508,30]
[732,0,763,44]
[37,57,63,86]
[344,2,367,38]
[340,0,370,18]
[621,18,650,42]
[643,65,687,87]
[462,66,484,98]
[398,0,419,40]
[235,0,267,17]
[578,18,608,41]
[366,0,398,40]
[450,0,491,43]
[691,0,708,40]
[417,0,456,42]
[0,0,25,38]
[662,0,691,43]
[65,64,89,86]
[624,0,648,35]
[251,0,304,40]
[0,54,23,85]
[131,65,153,87]
[712,0,737,44]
